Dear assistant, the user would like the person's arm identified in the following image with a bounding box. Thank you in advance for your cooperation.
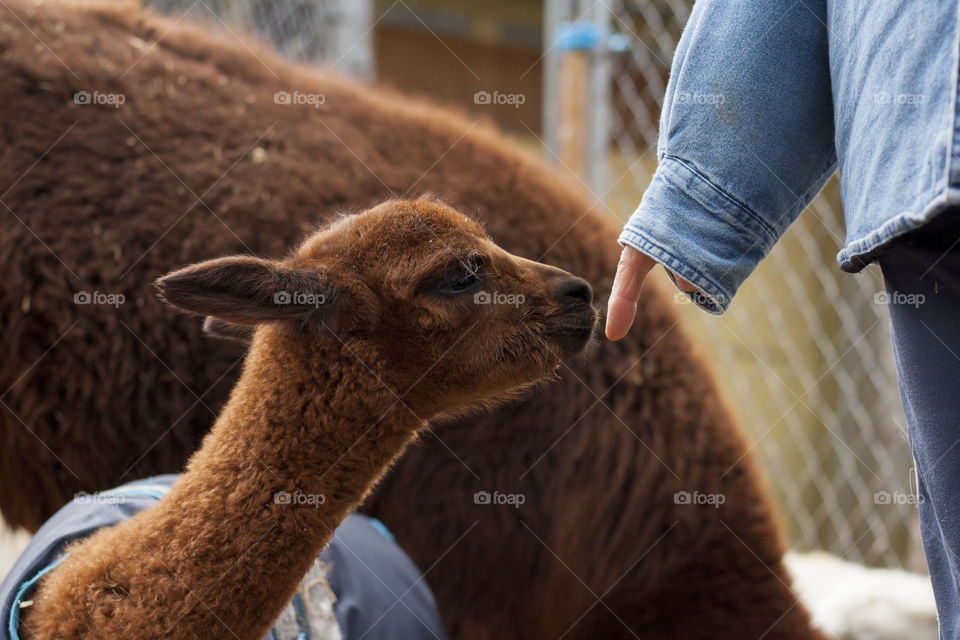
[607,0,836,339]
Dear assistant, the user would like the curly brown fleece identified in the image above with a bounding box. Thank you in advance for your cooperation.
[20,198,597,640]
[0,1,827,638]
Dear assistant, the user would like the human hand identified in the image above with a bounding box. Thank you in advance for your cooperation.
[605,246,699,340]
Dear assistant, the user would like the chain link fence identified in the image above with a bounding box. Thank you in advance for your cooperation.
[143,0,921,569]
[146,0,373,79]
[544,0,920,569]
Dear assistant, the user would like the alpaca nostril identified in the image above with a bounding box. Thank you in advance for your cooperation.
[554,277,593,306]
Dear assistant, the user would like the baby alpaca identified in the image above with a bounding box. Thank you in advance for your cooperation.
[17,198,597,640]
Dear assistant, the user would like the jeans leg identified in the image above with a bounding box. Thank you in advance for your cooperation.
[878,210,960,639]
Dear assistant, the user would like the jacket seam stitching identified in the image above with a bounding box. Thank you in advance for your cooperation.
[662,155,780,241]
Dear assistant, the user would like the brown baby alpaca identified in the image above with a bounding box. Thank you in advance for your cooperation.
[19,198,598,640]
[0,1,827,638]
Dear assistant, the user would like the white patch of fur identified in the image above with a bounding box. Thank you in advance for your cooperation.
[786,550,938,640]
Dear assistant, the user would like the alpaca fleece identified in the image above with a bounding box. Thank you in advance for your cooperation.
[0,2,826,638]
[21,199,594,640]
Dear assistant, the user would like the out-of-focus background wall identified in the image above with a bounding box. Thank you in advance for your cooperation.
[74,0,925,572]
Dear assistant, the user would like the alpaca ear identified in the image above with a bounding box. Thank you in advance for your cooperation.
[202,317,254,345]
[155,256,333,325]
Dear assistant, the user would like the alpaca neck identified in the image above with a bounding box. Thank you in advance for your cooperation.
[184,327,420,521]
[25,327,423,640]
[162,328,423,635]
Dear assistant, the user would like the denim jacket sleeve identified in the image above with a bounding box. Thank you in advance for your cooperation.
[619,0,837,313]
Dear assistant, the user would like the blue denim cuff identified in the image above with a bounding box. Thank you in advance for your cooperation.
[618,157,780,314]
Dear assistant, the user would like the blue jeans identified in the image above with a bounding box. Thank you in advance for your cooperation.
[879,210,960,638]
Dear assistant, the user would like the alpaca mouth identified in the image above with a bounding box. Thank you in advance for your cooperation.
[546,306,598,357]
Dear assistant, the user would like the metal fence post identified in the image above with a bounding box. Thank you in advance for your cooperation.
[542,0,611,200]
[332,0,374,82]
[584,1,611,197]
[542,0,569,159]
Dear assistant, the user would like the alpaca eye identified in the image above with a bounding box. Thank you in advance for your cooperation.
[435,255,483,295]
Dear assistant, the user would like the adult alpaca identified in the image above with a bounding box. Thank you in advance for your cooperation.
[17,198,598,640]
[0,1,826,638]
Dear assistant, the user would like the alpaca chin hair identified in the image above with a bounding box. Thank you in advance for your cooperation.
[431,376,555,424]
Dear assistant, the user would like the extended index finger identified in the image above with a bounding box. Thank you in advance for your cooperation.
[605,246,656,340]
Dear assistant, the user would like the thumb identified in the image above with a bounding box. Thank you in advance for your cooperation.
[605,246,656,341]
